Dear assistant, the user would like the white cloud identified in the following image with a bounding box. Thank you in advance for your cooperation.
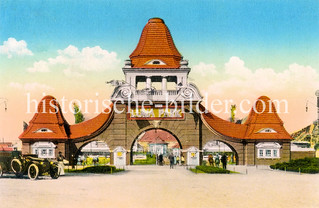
[198,56,319,132]
[63,68,84,77]
[27,45,121,75]
[0,38,33,58]
[203,56,319,98]
[192,62,217,76]
[9,82,54,92]
[26,60,50,73]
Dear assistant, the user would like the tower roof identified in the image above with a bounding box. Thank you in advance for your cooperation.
[129,18,182,68]
[19,95,70,140]
[200,96,292,140]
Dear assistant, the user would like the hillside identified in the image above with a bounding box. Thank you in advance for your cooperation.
[291,122,319,147]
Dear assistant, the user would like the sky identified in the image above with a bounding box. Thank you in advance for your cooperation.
[0,0,319,145]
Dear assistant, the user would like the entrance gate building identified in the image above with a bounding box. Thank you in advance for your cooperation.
[19,18,292,166]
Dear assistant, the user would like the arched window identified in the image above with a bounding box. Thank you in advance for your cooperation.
[258,128,277,133]
[145,59,166,65]
[35,128,53,133]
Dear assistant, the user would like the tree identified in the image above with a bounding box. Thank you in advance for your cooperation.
[73,103,85,124]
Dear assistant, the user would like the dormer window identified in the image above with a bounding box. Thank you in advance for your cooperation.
[145,59,166,65]
[258,128,277,133]
[35,128,53,133]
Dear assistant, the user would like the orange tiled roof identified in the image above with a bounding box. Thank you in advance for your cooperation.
[129,18,182,68]
[19,96,69,140]
[200,96,292,140]
[69,105,113,139]
[200,104,247,139]
[19,96,113,141]
[139,129,177,142]
[243,96,291,140]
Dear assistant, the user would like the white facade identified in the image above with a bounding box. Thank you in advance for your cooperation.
[31,142,56,159]
[110,60,202,103]
[256,142,281,159]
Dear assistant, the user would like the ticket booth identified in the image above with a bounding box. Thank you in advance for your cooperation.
[187,146,199,167]
[113,146,126,168]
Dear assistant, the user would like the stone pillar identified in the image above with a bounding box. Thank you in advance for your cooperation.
[162,76,167,93]
[146,76,151,89]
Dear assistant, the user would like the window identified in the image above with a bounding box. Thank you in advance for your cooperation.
[266,150,271,157]
[35,149,38,155]
[256,142,281,159]
[145,59,166,65]
[41,149,47,156]
[259,149,263,157]
[49,149,53,156]
[258,128,277,133]
[35,128,53,133]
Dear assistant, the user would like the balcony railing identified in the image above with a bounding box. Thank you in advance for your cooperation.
[135,90,179,96]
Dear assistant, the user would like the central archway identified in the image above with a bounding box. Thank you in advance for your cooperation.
[130,128,183,165]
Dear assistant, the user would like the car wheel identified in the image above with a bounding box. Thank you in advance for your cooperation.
[11,159,22,175]
[28,164,39,180]
[50,166,59,179]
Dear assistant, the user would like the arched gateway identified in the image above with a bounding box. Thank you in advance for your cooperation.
[19,18,292,166]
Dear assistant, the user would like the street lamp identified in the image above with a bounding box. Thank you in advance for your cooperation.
[153,120,162,165]
[315,90,319,125]
[0,98,8,111]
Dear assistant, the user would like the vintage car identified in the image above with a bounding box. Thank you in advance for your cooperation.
[0,150,60,180]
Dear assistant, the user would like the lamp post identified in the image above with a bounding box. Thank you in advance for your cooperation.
[0,98,8,111]
[153,120,161,165]
[315,90,319,125]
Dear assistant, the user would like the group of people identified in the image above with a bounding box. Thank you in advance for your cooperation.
[208,153,228,169]
[157,153,185,168]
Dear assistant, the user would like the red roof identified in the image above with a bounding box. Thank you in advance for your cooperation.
[129,18,182,68]
[201,96,292,140]
[19,96,113,141]
[243,96,291,140]
[148,136,168,144]
[139,129,177,142]
[0,143,14,151]
[69,105,113,139]
[19,96,69,140]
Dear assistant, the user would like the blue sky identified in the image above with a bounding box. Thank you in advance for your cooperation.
[1,0,319,69]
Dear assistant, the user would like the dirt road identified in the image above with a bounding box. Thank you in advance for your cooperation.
[0,165,318,208]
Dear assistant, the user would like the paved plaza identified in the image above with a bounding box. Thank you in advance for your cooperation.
[0,165,318,208]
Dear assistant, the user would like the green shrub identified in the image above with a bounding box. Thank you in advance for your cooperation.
[133,154,156,165]
[66,165,123,174]
[195,165,230,174]
[270,158,319,174]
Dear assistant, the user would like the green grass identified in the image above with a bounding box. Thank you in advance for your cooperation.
[192,165,230,174]
[270,157,319,174]
[133,154,156,165]
[65,165,124,174]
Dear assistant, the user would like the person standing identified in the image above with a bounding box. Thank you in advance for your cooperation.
[57,151,65,175]
[208,154,214,166]
[169,153,174,169]
[221,154,227,170]
[158,154,163,166]
[215,154,220,168]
